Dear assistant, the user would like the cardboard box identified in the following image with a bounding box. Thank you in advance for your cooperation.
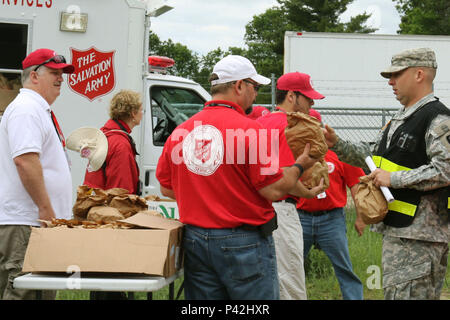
[22,212,184,277]
[0,88,19,113]
[147,198,179,219]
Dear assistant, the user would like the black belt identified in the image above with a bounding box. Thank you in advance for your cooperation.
[300,209,332,217]
[240,213,278,237]
[276,197,297,205]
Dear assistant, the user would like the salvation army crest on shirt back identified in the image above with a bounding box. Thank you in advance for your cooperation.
[183,125,224,176]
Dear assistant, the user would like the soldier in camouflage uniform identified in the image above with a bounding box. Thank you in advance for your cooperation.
[323,48,450,300]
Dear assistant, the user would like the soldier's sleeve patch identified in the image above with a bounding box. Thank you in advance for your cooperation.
[433,119,450,152]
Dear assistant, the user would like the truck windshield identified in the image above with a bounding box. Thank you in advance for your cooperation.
[151,86,205,146]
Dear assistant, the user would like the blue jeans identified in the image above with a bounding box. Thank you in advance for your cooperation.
[298,208,363,300]
[183,224,279,300]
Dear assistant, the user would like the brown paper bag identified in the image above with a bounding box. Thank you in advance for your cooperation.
[145,195,162,201]
[87,206,125,223]
[284,112,329,189]
[109,195,149,218]
[285,112,328,159]
[0,88,20,113]
[301,159,330,189]
[354,176,388,224]
[105,188,130,204]
[73,186,108,219]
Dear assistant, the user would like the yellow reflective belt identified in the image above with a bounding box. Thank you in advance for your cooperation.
[388,199,417,217]
[372,156,417,217]
[372,156,382,168]
[448,197,450,209]
[372,156,411,172]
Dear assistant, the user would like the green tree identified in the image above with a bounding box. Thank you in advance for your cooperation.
[245,0,377,80]
[149,33,247,92]
[278,0,376,33]
[193,47,227,90]
[149,32,200,79]
[245,7,291,77]
[393,0,450,35]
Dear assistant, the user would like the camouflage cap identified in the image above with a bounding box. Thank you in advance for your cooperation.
[380,47,437,78]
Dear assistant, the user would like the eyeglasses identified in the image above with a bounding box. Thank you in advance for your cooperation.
[243,79,261,92]
[33,55,67,72]
[294,91,313,102]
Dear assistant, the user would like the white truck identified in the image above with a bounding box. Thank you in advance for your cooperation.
[284,31,450,109]
[0,0,211,206]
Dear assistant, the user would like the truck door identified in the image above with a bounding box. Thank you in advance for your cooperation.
[141,83,208,197]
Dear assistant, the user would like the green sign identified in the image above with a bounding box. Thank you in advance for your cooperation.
[158,205,176,219]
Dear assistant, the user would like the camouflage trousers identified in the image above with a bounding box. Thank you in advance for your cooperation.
[382,235,448,300]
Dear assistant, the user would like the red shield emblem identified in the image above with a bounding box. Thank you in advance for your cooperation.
[195,139,212,163]
[68,47,116,101]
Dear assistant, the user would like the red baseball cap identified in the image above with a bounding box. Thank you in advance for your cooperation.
[277,72,324,100]
[22,48,74,73]
[247,105,270,120]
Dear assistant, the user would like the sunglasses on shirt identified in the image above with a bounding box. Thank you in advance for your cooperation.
[33,55,67,72]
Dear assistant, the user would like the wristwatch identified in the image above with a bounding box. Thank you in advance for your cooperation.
[291,163,304,177]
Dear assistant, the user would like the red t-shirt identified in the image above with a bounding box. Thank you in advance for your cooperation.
[257,111,298,201]
[297,150,365,211]
[156,100,283,228]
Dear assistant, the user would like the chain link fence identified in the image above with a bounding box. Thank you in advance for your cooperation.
[260,105,398,143]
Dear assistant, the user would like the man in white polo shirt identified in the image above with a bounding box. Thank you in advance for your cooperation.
[0,48,75,300]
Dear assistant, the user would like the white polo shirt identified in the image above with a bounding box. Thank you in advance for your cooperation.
[0,88,72,226]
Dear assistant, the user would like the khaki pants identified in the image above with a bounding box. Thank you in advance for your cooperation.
[272,201,307,300]
[0,225,56,300]
[382,235,449,300]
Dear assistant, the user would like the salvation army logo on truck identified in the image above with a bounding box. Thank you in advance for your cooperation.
[68,47,116,101]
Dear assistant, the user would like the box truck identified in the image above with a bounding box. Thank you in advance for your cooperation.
[284,31,450,109]
[0,0,211,204]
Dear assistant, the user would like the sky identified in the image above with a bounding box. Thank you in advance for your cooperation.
[150,0,402,56]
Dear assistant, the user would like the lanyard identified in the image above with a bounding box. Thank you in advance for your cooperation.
[205,103,235,110]
[204,100,246,115]
[50,110,66,148]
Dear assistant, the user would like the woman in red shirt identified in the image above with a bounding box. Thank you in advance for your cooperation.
[84,89,143,195]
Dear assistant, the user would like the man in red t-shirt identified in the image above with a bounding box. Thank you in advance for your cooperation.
[298,109,367,300]
[156,55,320,300]
[257,72,325,299]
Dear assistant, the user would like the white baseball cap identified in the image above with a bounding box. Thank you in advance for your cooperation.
[66,127,108,172]
[211,55,271,86]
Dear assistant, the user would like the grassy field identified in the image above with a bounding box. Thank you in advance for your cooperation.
[56,207,449,300]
